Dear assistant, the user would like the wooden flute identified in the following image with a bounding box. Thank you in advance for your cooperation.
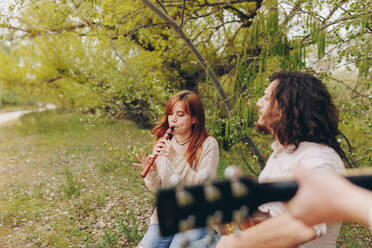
[140,126,175,178]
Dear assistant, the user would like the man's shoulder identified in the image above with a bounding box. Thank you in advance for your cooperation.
[296,142,337,155]
[295,142,345,170]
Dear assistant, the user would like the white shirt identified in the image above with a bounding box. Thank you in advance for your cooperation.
[258,141,345,248]
[145,136,219,224]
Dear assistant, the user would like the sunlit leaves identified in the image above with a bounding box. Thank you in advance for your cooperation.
[0,0,370,130]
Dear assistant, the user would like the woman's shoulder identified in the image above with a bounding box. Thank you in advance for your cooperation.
[203,136,219,147]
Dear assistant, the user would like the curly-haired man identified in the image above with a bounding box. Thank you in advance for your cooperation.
[217,72,349,248]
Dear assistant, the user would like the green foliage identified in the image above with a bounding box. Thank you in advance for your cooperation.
[61,167,82,198]
[96,209,145,248]
[17,110,86,135]
[324,71,372,168]
[97,160,121,173]
[0,0,370,137]
[119,209,144,243]
[0,87,40,109]
[0,90,18,105]
[337,223,372,248]
[97,231,119,248]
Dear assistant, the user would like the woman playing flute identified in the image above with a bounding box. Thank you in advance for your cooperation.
[133,90,220,248]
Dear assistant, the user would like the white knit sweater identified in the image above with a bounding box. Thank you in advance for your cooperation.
[144,136,219,224]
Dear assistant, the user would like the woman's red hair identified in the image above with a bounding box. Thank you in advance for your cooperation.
[151,90,209,169]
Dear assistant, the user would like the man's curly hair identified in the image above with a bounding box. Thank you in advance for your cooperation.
[268,72,349,163]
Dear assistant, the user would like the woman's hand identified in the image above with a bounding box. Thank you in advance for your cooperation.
[154,139,177,161]
[133,148,155,171]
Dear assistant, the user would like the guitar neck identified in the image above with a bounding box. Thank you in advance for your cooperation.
[257,174,372,204]
[254,180,298,205]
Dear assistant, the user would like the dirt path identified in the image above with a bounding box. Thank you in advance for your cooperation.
[0,104,56,124]
[0,110,32,124]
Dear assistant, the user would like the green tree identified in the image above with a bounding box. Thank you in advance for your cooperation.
[0,0,370,168]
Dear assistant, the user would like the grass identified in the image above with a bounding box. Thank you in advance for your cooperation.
[0,110,370,247]
[0,110,152,247]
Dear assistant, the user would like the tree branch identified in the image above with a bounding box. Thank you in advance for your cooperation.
[329,76,369,99]
[162,0,257,8]
[156,0,169,15]
[140,0,233,113]
[239,147,259,176]
[180,0,186,28]
[278,0,306,31]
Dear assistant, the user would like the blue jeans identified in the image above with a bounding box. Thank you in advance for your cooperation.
[187,231,220,248]
[139,224,214,248]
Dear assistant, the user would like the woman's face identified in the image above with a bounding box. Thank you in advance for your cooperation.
[168,101,193,137]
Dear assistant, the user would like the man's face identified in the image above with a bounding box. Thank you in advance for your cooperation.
[256,79,280,134]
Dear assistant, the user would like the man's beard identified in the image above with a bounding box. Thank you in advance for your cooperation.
[255,122,271,134]
[255,114,277,135]
[255,109,280,136]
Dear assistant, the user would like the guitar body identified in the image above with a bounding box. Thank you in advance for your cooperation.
[217,211,270,235]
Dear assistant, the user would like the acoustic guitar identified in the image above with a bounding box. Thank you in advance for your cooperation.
[156,168,372,237]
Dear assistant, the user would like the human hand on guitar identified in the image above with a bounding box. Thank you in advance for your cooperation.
[286,168,372,227]
[215,233,241,248]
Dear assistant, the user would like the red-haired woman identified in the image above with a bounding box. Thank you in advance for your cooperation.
[133,90,219,248]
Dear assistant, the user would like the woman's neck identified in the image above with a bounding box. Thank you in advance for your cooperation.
[175,133,191,145]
